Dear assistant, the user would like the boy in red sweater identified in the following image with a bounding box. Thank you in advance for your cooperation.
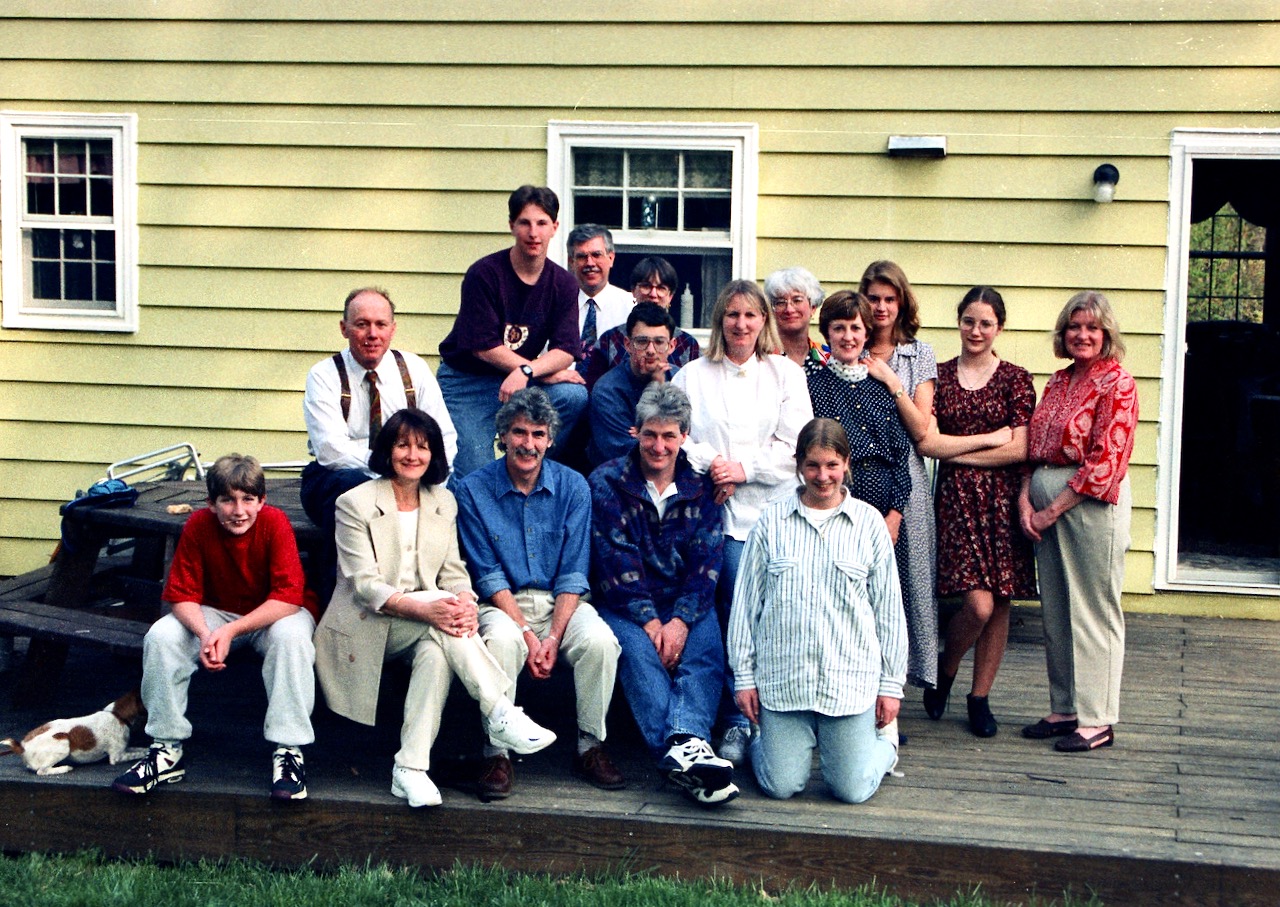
[112,455,317,800]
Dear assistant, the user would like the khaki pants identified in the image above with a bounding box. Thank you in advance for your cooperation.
[478,590,619,740]
[384,619,510,770]
[1030,466,1131,727]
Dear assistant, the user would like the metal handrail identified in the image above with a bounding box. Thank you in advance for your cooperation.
[104,442,205,483]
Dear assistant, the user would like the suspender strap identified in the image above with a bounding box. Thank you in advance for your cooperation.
[332,353,351,421]
[391,350,416,410]
[333,350,415,422]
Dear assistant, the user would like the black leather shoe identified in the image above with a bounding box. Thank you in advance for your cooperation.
[1021,718,1078,739]
[1055,727,1114,752]
[922,665,955,720]
[966,694,998,738]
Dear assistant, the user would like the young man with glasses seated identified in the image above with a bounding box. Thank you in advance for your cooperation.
[587,303,681,468]
[581,257,701,390]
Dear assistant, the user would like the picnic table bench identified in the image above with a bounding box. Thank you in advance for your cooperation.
[0,478,321,706]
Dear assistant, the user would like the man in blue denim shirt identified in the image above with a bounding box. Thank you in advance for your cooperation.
[588,384,739,806]
[456,388,622,801]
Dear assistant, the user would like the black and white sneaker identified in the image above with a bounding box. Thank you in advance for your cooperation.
[667,769,740,807]
[659,737,734,792]
[111,742,185,795]
[270,745,307,800]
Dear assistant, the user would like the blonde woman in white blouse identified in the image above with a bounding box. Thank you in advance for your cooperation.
[671,279,813,762]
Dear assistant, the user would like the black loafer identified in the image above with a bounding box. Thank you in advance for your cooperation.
[1055,727,1114,752]
[1021,718,1078,739]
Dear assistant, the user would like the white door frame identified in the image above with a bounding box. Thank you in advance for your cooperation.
[1155,128,1280,594]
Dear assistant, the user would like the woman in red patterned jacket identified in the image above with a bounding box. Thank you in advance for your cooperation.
[1018,291,1138,754]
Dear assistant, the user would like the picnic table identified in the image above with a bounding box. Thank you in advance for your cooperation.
[0,478,320,706]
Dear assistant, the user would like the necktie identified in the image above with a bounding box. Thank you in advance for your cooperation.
[365,370,381,448]
[581,298,598,351]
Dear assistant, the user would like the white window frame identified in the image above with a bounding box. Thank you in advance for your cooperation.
[1155,128,1280,595]
[1,111,139,332]
[546,121,758,280]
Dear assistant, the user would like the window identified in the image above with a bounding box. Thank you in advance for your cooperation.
[1187,202,1266,323]
[548,122,757,331]
[1,112,138,331]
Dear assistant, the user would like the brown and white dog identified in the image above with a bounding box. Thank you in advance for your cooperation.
[1,690,147,776]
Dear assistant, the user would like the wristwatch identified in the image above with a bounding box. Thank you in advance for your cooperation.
[519,364,534,379]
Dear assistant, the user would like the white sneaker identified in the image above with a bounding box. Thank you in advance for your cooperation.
[667,769,740,807]
[877,719,903,778]
[659,737,733,791]
[391,765,442,808]
[485,703,556,755]
[718,725,751,767]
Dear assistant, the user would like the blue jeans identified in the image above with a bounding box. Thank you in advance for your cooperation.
[600,607,724,759]
[715,537,748,730]
[436,361,588,478]
[751,706,896,804]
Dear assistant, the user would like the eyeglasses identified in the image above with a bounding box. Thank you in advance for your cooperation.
[634,282,672,296]
[629,336,671,351]
[960,317,999,331]
[772,294,810,310]
[572,250,610,262]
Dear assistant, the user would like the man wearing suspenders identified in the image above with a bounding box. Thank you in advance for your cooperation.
[301,287,458,600]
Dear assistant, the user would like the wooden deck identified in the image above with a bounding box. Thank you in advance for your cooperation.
[1,607,1278,905]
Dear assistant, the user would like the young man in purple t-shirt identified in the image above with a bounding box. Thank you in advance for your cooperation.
[437,185,588,477]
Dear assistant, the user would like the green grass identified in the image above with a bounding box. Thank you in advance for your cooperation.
[0,852,1101,907]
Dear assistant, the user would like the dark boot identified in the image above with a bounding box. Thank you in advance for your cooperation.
[967,694,998,738]
[922,661,955,720]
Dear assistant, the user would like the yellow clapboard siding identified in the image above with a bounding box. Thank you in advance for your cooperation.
[1127,589,1280,620]
[8,61,1280,114]
[0,539,60,578]
[4,19,1279,67]
[141,144,542,191]
[762,154,1171,203]
[0,423,309,474]
[137,225,506,273]
[760,239,1169,292]
[6,0,1278,24]
[142,185,510,232]
[138,267,468,315]
[762,197,1170,247]
[0,383,304,433]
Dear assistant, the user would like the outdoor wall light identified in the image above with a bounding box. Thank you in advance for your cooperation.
[1093,163,1120,203]
[887,135,947,158]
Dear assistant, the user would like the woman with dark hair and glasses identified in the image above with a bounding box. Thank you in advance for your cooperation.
[314,408,555,808]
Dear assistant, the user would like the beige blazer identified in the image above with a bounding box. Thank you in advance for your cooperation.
[314,478,473,726]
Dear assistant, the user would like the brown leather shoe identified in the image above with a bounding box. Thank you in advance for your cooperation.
[477,754,513,801]
[572,745,625,790]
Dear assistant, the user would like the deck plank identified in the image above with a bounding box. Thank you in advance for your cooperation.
[2,609,1279,906]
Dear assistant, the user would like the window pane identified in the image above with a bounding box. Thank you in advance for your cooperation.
[96,263,117,301]
[89,140,113,175]
[575,150,622,187]
[574,193,623,229]
[629,192,678,230]
[97,229,116,261]
[65,262,93,300]
[25,139,54,174]
[57,143,86,175]
[33,261,62,299]
[89,177,114,217]
[59,177,88,215]
[65,230,92,260]
[684,196,732,231]
[685,151,731,189]
[31,228,61,258]
[629,151,679,188]
[27,176,55,215]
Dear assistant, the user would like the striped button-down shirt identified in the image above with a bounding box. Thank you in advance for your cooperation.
[728,491,906,716]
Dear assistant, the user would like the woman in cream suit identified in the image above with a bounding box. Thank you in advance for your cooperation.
[315,408,555,808]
